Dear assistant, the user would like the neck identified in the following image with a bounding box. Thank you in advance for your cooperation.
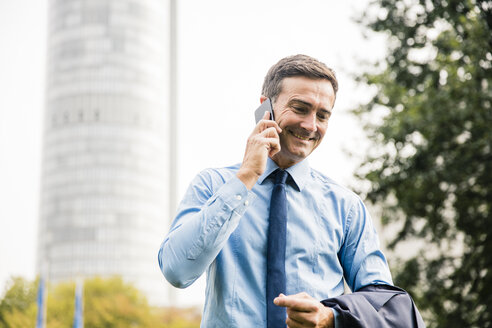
[270,154,301,169]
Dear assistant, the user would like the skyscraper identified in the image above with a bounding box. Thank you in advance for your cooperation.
[37,0,173,305]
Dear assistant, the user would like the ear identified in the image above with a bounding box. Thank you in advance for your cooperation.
[260,96,268,104]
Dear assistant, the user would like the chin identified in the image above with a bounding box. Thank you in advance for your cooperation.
[278,137,317,163]
[290,144,314,157]
[283,149,310,162]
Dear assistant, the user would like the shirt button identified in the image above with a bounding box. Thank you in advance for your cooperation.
[244,200,249,206]
[235,195,242,200]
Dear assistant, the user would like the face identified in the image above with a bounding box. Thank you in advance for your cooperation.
[266,76,336,168]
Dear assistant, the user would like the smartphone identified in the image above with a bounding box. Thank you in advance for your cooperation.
[254,98,275,123]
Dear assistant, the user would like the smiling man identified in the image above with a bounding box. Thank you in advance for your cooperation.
[158,55,424,328]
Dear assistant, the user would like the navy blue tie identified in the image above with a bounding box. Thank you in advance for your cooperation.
[267,169,289,327]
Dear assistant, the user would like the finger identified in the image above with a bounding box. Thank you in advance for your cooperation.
[287,307,316,323]
[255,117,282,134]
[291,292,312,299]
[274,295,293,308]
[258,120,282,135]
[259,137,280,157]
[247,129,280,151]
[288,306,334,328]
[290,300,319,313]
[259,126,280,139]
[247,127,279,146]
[283,292,316,303]
[274,297,319,312]
[259,129,281,156]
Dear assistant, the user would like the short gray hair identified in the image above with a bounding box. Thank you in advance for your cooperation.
[261,54,338,103]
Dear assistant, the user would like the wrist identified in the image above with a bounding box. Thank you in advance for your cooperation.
[236,168,261,190]
[320,306,335,328]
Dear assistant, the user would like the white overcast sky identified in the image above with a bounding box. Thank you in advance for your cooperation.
[0,0,386,305]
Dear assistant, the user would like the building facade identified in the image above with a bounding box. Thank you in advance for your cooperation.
[37,0,172,305]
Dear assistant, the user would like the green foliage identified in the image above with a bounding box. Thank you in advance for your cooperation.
[0,276,201,328]
[82,277,160,328]
[354,0,492,327]
[0,277,37,328]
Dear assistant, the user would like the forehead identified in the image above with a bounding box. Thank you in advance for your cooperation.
[278,76,336,109]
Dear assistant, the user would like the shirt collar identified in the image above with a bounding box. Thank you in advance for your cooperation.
[257,158,310,192]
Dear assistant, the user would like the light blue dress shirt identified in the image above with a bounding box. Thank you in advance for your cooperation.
[158,158,393,327]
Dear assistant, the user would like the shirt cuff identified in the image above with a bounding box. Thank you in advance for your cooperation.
[215,175,256,216]
[332,307,341,328]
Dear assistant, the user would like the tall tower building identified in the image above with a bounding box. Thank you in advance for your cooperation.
[37,0,173,305]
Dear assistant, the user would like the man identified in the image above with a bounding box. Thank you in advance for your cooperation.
[158,55,424,327]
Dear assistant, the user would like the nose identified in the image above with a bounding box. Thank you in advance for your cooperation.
[299,112,317,132]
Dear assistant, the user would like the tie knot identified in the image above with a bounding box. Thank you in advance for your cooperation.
[272,169,289,185]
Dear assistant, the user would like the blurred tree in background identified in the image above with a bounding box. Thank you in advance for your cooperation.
[0,276,200,328]
[354,0,491,327]
[0,277,38,327]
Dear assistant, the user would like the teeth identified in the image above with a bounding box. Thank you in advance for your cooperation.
[292,132,309,141]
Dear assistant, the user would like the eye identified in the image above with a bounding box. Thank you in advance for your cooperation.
[292,106,308,113]
[317,111,330,121]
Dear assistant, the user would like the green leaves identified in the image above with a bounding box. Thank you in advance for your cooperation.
[354,0,492,326]
[0,277,37,328]
[0,277,201,328]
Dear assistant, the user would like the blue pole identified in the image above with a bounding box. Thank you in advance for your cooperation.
[73,280,84,328]
[35,277,45,328]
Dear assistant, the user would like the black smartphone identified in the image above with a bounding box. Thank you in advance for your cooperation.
[254,98,275,123]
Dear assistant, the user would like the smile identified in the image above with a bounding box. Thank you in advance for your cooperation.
[290,131,312,141]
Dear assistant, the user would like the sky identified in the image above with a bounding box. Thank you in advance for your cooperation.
[0,0,386,306]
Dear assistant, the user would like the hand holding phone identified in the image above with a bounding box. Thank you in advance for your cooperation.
[237,98,281,189]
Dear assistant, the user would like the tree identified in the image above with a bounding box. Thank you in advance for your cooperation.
[353,0,492,327]
[0,277,37,328]
[0,276,201,328]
